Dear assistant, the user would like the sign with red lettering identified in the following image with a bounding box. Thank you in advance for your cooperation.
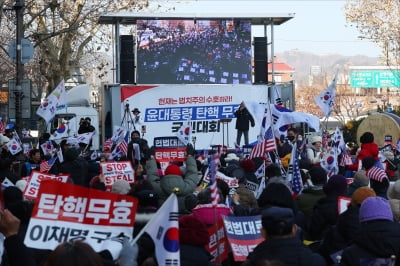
[154,148,186,162]
[223,215,264,262]
[100,161,135,190]
[205,219,229,263]
[24,180,138,251]
[23,171,70,200]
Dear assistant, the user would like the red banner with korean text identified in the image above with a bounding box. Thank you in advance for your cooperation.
[205,219,229,263]
[24,180,138,251]
[223,215,264,262]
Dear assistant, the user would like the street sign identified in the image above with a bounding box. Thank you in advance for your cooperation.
[7,38,34,64]
[350,70,400,88]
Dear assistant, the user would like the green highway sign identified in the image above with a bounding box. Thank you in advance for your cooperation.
[350,70,400,88]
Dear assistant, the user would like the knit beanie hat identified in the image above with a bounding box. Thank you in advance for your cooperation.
[359,196,393,223]
[353,170,369,186]
[164,164,182,176]
[351,187,376,206]
[240,159,256,172]
[111,180,131,195]
[323,175,347,196]
[179,215,209,246]
[387,179,400,200]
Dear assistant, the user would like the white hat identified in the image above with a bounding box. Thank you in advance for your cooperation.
[0,134,10,145]
[16,180,27,192]
[225,153,240,162]
[309,135,322,144]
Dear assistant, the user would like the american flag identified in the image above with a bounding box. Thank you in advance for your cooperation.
[111,132,129,158]
[366,166,388,182]
[287,143,303,198]
[103,138,113,152]
[249,126,275,159]
[40,157,56,173]
[208,153,220,207]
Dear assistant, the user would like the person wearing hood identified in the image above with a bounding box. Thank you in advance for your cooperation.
[340,197,400,265]
[347,132,379,172]
[147,144,199,213]
[308,174,348,241]
[179,215,217,266]
[318,187,376,265]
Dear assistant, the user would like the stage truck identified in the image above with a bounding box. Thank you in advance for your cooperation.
[101,84,281,150]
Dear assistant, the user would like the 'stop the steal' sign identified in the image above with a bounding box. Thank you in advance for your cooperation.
[100,161,135,190]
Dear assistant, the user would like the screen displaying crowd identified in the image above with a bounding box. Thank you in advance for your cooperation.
[136,19,252,85]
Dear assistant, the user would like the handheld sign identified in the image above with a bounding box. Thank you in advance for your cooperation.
[100,161,135,190]
[23,171,70,200]
[24,180,138,251]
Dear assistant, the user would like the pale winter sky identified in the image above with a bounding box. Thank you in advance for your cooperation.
[147,0,381,57]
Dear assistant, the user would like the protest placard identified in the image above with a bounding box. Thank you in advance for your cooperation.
[23,171,70,200]
[100,161,135,190]
[223,215,264,262]
[205,219,229,263]
[24,180,138,252]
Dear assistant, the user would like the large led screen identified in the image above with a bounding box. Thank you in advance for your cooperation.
[136,19,252,85]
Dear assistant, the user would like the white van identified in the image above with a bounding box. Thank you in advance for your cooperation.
[47,84,100,150]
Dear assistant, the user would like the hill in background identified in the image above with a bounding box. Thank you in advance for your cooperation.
[275,50,381,85]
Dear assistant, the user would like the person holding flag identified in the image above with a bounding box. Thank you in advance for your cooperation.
[20,149,42,178]
[147,144,199,213]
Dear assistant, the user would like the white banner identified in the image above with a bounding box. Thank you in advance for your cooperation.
[121,85,269,149]
[24,180,138,251]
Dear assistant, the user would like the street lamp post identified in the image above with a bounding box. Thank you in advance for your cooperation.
[14,0,24,134]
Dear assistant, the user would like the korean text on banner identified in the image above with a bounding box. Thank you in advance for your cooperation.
[223,215,264,262]
[205,219,229,263]
[24,180,138,251]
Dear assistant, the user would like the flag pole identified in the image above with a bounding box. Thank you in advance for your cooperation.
[265,101,286,176]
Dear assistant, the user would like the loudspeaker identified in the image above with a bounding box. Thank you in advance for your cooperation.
[120,35,135,84]
[253,37,267,83]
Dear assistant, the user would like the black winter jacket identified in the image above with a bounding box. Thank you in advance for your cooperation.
[243,237,326,266]
[340,220,400,266]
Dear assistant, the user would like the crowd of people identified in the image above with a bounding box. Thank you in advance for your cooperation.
[136,21,252,84]
[0,125,399,266]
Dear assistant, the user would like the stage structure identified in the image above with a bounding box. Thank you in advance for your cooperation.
[98,11,294,86]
